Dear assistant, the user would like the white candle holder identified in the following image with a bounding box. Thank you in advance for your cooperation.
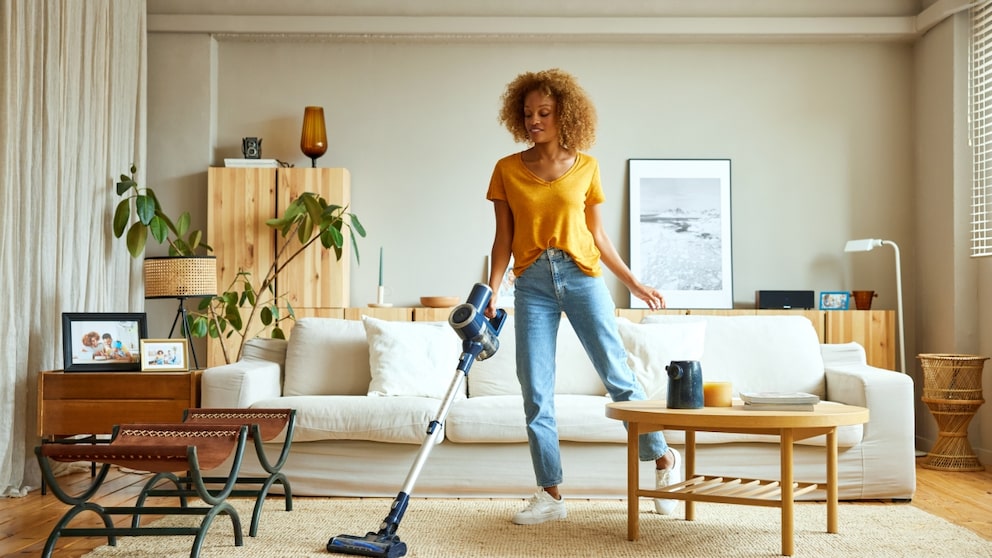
[369,285,393,308]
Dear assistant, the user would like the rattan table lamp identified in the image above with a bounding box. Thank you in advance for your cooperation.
[143,256,217,369]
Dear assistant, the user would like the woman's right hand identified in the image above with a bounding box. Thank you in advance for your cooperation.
[485,293,499,319]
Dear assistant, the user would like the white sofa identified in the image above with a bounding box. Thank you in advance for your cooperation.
[200,313,916,500]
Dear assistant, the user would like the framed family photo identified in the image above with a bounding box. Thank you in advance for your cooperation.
[819,291,851,311]
[139,339,190,371]
[62,312,147,372]
[628,159,733,309]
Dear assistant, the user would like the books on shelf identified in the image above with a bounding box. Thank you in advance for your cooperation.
[740,391,819,412]
[224,158,279,168]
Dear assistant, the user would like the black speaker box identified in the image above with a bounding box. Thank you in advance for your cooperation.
[755,290,815,310]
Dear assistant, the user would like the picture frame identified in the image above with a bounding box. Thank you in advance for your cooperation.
[62,312,147,372]
[819,291,851,311]
[629,159,733,309]
[139,339,190,372]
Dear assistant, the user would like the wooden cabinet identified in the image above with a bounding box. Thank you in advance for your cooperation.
[824,310,896,370]
[206,167,352,367]
[37,370,200,439]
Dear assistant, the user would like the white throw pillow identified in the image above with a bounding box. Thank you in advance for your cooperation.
[363,316,463,399]
[283,318,370,396]
[616,317,707,401]
[466,316,520,397]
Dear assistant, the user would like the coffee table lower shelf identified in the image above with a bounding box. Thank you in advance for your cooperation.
[650,475,818,507]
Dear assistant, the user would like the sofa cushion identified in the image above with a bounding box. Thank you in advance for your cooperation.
[363,316,463,399]
[445,394,626,443]
[642,314,826,397]
[283,318,370,396]
[251,395,445,444]
[616,317,706,401]
[467,315,607,397]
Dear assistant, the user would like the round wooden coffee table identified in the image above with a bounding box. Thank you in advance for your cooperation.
[605,401,869,557]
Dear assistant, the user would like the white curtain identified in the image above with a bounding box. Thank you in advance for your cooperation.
[0,0,146,496]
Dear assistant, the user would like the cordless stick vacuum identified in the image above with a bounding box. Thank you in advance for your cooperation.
[327,283,507,558]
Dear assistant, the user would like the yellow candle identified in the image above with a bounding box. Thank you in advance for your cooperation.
[703,381,733,407]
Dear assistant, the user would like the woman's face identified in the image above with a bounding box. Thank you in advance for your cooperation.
[523,89,558,145]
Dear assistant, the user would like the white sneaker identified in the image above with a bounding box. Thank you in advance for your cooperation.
[512,490,567,525]
[654,447,682,515]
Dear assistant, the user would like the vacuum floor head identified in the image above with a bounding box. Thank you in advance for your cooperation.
[327,532,407,557]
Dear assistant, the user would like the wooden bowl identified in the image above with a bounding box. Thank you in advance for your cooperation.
[420,296,459,308]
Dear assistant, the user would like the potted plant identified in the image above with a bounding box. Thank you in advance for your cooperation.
[114,164,366,365]
[114,164,211,256]
[190,192,366,364]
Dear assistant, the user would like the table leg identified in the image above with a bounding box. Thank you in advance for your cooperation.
[781,428,794,557]
[627,422,639,541]
[827,428,838,533]
[685,429,695,521]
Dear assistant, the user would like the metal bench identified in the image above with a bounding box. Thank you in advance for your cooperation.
[35,422,249,558]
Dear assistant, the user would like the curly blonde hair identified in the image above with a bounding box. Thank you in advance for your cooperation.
[497,68,597,151]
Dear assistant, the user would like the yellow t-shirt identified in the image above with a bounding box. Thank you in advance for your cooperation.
[487,151,605,277]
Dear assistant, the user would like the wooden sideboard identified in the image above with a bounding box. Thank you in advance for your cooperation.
[613,308,895,370]
[37,370,201,440]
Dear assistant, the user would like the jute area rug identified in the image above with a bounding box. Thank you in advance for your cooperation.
[80,497,991,558]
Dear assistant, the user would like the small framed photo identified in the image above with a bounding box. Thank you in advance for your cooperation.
[819,291,851,311]
[62,312,147,372]
[139,339,190,372]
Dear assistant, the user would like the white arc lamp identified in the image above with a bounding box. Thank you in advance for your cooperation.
[844,238,905,374]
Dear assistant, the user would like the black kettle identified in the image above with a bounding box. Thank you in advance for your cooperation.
[665,360,704,409]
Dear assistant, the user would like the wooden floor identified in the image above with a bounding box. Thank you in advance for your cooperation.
[1,457,990,557]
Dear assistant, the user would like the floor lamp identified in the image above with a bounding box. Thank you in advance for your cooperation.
[844,239,906,374]
[143,256,217,370]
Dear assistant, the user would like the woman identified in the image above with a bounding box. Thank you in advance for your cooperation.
[484,68,680,525]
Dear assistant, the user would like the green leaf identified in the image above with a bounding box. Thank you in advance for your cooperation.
[301,194,323,223]
[349,214,366,237]
[112,200,130,238]
[176,212,190,237]
[188,230,202,252]
[149,215,169,244]
[190,316,208,337]
[116,179,136,195]
[260,306,272,325]
[350,230,361,264]
[272,327,286,340]
[298,218,314,244]
[135,195,156,224]
[125,222,147,257]
[225,305,243,331]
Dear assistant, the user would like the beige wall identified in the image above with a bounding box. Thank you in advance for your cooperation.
[145,2,991,463]
[914,12,990,463]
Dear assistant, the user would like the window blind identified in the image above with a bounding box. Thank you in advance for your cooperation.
[971,3,992,256]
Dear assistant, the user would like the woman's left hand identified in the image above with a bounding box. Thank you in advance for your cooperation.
[632,284,666,310]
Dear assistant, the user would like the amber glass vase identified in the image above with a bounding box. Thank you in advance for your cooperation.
[300,106,328,167]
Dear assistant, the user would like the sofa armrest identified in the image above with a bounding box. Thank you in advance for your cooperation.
[822,342,917,498]
[201,359,282,408]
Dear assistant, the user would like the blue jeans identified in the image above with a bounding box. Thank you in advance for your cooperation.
[514,248,669,488]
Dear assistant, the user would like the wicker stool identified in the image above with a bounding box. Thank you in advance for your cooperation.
[35,423,249,558]
[917,354,988,471]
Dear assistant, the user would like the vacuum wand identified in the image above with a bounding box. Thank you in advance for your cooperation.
[326,282,506,558]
